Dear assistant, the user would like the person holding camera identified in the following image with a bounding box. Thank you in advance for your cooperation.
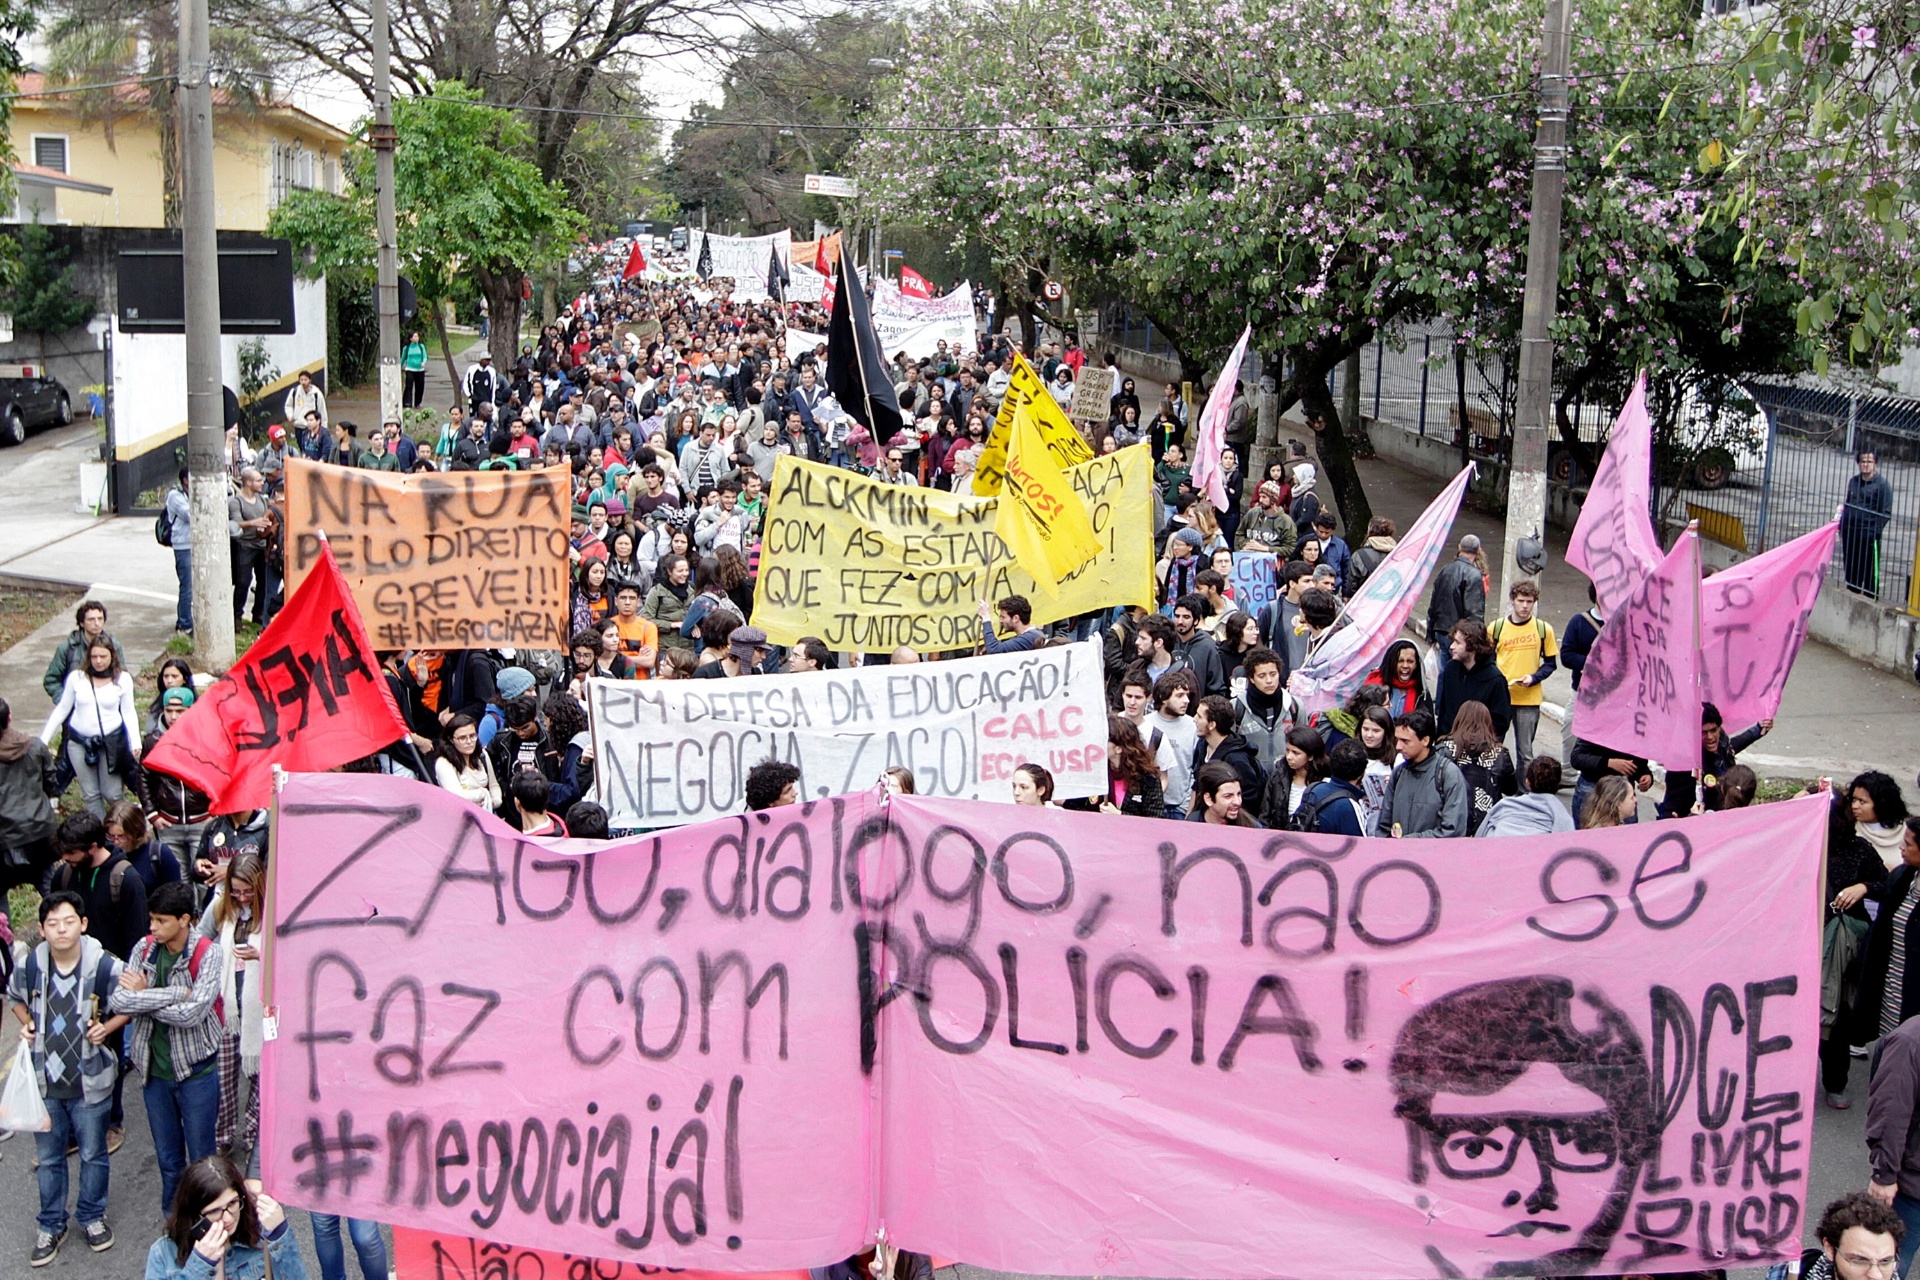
[143,1154,308,1280]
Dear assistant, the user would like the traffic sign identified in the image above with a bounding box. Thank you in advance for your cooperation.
[804,174,859,198]
[1042,279,1063,301]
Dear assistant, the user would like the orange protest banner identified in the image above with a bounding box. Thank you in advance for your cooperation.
[283,458,572,651]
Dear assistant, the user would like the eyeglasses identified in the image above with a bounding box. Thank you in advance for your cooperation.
[200,1193,242,1224]
[1422,1113,1618,1180]
[1842,1255,1901,1276]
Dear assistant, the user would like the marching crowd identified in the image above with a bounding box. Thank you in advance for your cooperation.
[3,265,1920,1280]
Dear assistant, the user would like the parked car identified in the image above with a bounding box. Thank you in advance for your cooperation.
[0,362,73,446]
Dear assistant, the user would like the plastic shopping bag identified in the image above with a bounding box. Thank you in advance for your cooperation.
[0,1043,50,1132]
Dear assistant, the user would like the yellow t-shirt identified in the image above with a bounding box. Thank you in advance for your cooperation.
[1493,615,1557,707]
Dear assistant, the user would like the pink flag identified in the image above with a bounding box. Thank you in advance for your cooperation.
[1289,464,1473,714]
[1574,525,1703,772]
[1567,372,1662,613]
[1189,325,1249,512]
[1700,522,1837,728]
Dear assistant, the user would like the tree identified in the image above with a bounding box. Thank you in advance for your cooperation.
[3,221,96,361]
[269,83,585,379]
[854,0,1900,533]
[660,12,906,232]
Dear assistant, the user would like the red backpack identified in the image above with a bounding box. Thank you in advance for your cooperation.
[140,934,225,1027]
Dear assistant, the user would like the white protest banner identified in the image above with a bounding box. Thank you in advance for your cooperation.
[690,231,793,301]
[588,640,1108,827]
[1069,366,1115,425]
[868,278,976,359]
[787,262,825,304]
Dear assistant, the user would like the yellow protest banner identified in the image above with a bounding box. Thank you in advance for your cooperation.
[754,444,1156,651]
[996,396,1103,595]
[972,352,1093,495]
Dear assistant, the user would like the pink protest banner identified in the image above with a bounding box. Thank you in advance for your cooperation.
[1574,526,1704,772]
[392,1226,814,1280]
[1190,325,1249,512]
[1290,464,1473,714]
[1569,374,1663,613]
[265,774,1821,1278]
[261,772,872,1270]
[1699,523,1838,729]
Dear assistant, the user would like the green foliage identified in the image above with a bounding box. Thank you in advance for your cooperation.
[236,337,279,431]
[663,12,907,231]
[268,82,584,312]
[328,283,379,391]
[3,221,95,338]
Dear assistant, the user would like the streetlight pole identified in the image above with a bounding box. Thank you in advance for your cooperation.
[1501,0,1571,604]
[180,0,232,668]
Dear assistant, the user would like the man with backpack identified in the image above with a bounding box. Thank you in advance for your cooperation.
[44,812,145,1153]
[8,890,129,1266]
[160,468,192,635]
[1191,695,1267,822]
[110,880,226,1216]
[1295,740,1371,836]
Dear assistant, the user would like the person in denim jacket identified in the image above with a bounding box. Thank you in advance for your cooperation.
[143,1155,308,1280]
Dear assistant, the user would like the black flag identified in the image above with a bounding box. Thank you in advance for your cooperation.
[696,232,713,280]
[825,237,902,441]
[766,244,785,303]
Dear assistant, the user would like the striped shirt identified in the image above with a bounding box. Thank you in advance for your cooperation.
[1886,879,1920,1038]
[109,934,226,1081]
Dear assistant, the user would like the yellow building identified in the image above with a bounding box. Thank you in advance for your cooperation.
[6,72,353,229]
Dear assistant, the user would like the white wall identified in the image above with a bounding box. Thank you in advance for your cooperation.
[110,274,327,460]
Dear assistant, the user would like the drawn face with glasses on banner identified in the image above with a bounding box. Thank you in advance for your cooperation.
[1392,976,1659,1277]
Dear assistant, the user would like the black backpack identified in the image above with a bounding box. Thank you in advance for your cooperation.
[154,502,175,547]
[1289,787,1350,834]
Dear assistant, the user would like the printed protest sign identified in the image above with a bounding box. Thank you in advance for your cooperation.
[284,458,571,651]
[588,641,1108,827]
[1227,552,1278,618]
[392,1227,813,1280]
[265,775,1822,1277]
[753,447,1154,651]
[1068,366,1115,426]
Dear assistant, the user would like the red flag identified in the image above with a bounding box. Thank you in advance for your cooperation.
[898,265,931,299]
[145,542,409,813]
[815,233,837,274]
[622,240,647,280]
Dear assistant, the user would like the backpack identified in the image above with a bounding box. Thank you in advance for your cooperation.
[138,933,225,1027]
[21,945,120,1031]
[52,857,130,907]
[1288,787,1351,834]
[154,501,176,547]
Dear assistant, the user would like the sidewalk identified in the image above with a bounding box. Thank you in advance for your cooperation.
[0,420,178,714]
[1350,450,1920,782]
[325,331,489,426]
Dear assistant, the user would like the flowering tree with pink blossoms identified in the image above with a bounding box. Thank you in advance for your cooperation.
[855,0,1908,530]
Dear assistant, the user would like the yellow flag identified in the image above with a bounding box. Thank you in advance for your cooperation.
[972,352,1093,495]
[994,395,1104,596]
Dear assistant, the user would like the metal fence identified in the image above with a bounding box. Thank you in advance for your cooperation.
[1343,329,1920,614]
[1688,380,1920,612]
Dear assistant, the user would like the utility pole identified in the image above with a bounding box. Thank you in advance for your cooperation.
[1500,0,1571,604]
[180,0,232,669]
[371,0,401,428]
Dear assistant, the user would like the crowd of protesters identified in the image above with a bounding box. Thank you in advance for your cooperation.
[0,260,1916,1279]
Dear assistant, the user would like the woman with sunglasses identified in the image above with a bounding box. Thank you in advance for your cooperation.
[144,1154,307,1279]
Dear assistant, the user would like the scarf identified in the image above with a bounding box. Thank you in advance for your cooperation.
[215,897,267,1075]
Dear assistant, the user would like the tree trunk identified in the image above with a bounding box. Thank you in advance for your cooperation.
[477,266,526,368]
[1294,357,1372,536]
[427,296,461,395]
